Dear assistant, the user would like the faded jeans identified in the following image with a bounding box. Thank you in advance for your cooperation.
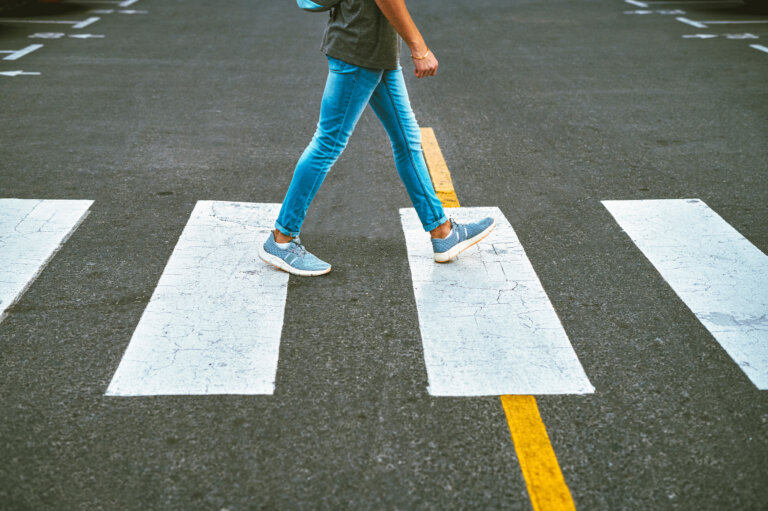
[275,55,447,237]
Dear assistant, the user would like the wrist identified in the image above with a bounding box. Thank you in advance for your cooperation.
[408,40,428,56]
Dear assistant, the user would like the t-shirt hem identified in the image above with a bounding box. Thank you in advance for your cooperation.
[321,47,399,71]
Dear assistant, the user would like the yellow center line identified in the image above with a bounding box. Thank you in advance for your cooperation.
[501,396,577,511]
[420,128,461,208]
[421,127,577,511]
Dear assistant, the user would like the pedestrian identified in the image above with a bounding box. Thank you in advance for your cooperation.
[259,0,496,276]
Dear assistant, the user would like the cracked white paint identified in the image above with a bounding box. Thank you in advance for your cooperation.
[603,199,768,389]
[400,207,594,396]
[0,198,93,323]
[106,201,287,396]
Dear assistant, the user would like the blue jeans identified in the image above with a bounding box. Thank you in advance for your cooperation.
[275,56,448,237]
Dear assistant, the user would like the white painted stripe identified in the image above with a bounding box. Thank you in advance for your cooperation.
[603,199,768,390]
[751,44,768,54]
[0,199,93,323]
[120,0,139,5]
[644,0,741,3]
[703,20,768,24]
[677,17,708,28]
[73,17,100,29]
[625,0,649,7]
[399,207,594,396]
[675,17,707,28]
[2,44,43,61]
[0,70,41,76]
[106,201,287,396]
[642,0,741,4]
[0,17,99,26]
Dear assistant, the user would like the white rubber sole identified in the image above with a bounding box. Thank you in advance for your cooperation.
[258,247,332,277]
[434,219,497,263]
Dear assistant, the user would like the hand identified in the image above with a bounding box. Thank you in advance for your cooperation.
[412,50,438,79]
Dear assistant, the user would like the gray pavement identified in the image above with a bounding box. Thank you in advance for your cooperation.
[1,0,767,509]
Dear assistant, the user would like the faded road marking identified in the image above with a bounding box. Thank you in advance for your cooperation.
[604,199,768,389]
[0,198,93,323]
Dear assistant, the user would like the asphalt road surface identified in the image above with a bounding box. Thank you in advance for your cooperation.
[1,0,767,509]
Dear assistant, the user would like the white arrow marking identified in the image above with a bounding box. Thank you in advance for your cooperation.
[625,0,649,7]
[604,199,768,390]
[0,199,93,324]
[28,32,65,39]
[120,0,140,6]
[118,9,148,14]
[73,16,100,28]
[682,34,718,39]
[400,207,594,396]
[0,70,41,76]
[106,202,289,396]
[88,9,114,14]
[1,44,43,61]
[751,44,768,54]
[724,33,758,39]
[69,34,105,39]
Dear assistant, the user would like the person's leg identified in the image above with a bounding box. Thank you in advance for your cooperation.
[368,67,448,235]
[274,57,383,239]
[369,67,496,261]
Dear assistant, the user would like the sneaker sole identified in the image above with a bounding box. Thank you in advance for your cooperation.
[258,247,332,277]
[434,219,497,263]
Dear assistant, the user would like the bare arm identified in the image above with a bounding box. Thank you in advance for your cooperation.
[373,0,438,78]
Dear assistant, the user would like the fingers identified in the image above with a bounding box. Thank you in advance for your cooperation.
[413,56,438,79]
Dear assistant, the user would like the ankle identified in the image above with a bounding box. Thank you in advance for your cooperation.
[430,220,452,239]
[273,229,293,244]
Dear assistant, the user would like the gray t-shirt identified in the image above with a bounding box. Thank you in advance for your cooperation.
[320,0,401,70]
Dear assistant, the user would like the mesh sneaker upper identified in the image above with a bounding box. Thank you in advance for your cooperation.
[431,217,494,254]
[263,235,331,272]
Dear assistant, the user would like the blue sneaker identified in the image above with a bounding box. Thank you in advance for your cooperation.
[259,233,331,276]
[431,217,496,263]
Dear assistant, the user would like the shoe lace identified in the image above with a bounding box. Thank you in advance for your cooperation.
[289,237,307,257]
[449,217,463,239]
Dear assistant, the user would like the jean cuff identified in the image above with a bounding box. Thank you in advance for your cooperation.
[275,221,300,238]
[422,215,448,232]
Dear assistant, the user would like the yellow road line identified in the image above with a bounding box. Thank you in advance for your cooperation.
[421,127,577,511]
[501,396,576,511]
[420,128,461,208]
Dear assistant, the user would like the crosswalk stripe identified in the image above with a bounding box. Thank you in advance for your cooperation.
[0,198,93,323]
[603,198,768,389]
[399,206,594,396]
[106,201,287,396]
